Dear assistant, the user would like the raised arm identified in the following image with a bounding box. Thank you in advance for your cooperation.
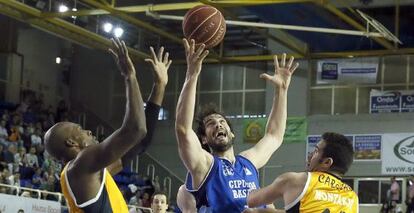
[247,172,306,208]
[112,46,171,174]
[73,38,147,173]
[175,39,212,181]
[240,54,299,169]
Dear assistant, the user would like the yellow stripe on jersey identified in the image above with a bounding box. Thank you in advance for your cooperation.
[60,163,129,213]
[286,172,359,213]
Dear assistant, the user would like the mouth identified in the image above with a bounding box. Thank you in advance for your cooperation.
[215,131,227,139]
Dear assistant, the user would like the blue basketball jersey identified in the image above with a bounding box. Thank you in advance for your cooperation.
[185,155,265,213]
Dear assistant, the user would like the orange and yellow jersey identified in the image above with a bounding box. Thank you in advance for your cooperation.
[285,172,359,213]
[60,163,129,213]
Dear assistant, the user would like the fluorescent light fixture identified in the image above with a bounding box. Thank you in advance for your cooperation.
[56,57,61,64]
[71,8,77,18]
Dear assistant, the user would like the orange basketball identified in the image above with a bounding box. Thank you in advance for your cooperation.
[182,5,226,49]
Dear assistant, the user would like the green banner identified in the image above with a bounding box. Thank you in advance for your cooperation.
[243,117,307,144]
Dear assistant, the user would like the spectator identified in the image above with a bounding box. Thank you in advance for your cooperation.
[30,128,42,147]
[31,167,42,188]
[3,144,17,172]
[0,120,8,146]
[407,175,414,213]
[387,176,400,212]
[14,147,26,172]
[24,146,39,168]
[8,126,21,144]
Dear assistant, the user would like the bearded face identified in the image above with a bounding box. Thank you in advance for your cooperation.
[202,114,235,153]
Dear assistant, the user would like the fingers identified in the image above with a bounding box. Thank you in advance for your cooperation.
[166,60,172,69]
[199,50,209,61]
[273,55,279,71]
[144,58,155,67]
[111,38,121,54]
[108,49,118,62]
[149,46,158,62]
[190,39,195,54]
[291,62,299,73]
[287,56,294,69]
[158,46,164,62]
[194,44,206,59]
[259,73,272,81]
[163,52,169,64]
[281,53,286,67]
[183,38,190,54]
[121,40,128,56]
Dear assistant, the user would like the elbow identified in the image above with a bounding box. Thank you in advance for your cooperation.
[121,124,147,141]
[247,194,257,208]
[136,126,147,141]
[175,123,187,137]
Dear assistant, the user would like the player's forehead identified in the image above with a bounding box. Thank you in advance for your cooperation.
[153,194,166,201]
[203,113,225,123]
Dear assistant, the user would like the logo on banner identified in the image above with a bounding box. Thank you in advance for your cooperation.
[321,63,338,80]
[394,135,414,164]
[376,91,401,103]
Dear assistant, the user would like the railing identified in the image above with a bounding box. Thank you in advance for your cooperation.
[0,183,63,202]
[128,205,153,213]
[163,176,172,199]
[0,183,147,211]
[146,164,155,180]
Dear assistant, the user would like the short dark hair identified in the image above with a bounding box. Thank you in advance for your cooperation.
[195,103,233,152]
[321,132,354,175]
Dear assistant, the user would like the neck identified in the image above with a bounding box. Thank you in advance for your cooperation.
[326,170,343,179]
[213,147,235,163]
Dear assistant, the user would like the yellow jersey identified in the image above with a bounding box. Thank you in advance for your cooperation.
[285,172,359,213]
[60,163,129,213]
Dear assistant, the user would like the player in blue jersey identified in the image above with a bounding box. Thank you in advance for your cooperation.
[175,38,299,213]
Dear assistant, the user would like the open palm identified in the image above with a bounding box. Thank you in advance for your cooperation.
[145,46,172,86]
[260,53,299,89]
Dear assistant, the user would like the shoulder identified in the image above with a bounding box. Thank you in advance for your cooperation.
[278,172,308,186]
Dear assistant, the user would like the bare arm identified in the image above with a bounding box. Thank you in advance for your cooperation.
[73,38,147,173]
[243,209,285,213]
[110,47,172,175]
[175,39,212,184]
[240,54,299,169]
[247,172,306,208]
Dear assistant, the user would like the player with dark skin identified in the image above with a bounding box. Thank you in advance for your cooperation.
[44,38,172,211]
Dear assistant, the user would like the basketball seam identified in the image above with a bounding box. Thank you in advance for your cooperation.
[182,6,212,31]
[202,13,224,46]
[188,9,219,41]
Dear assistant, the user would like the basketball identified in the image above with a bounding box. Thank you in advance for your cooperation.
[182,5,226,49]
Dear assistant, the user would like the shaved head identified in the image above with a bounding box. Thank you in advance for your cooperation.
[44,122,78,162]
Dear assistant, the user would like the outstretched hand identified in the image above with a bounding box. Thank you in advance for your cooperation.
[109,38,135,80]
[183,38,209,76]
[260,53,299,90]
[145,46,172,87]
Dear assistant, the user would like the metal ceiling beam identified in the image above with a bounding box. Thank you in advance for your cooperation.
[78,0,183,44]
[205,0,316,6]
[315,1,395,50]
[44,0,316,18]
[42,2,204,18]
[193,48,414,63]
[0,0,148,61]
[77,0,224,61]
[199,0,309,57]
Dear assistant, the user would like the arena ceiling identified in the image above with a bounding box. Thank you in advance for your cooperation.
[0,0,413,62]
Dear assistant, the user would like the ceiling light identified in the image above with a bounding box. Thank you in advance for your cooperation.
[56,57,61,64]
[103,22,113,33]
[58,5,69,13]
[113,27,124,38]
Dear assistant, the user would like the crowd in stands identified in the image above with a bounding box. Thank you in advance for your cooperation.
[0,90,174,212]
